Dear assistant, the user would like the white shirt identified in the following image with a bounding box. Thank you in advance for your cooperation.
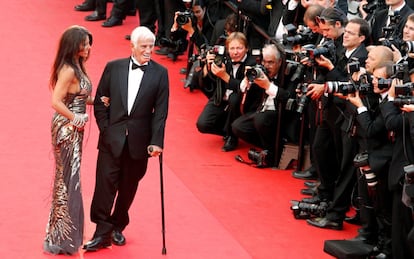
[128,57,146,114]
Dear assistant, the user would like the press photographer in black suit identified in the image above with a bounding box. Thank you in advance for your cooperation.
[231,43,298,167]
[381,68,414,259]
[346,62,394,257]
[196,32,256,151]
[306,17,370,230]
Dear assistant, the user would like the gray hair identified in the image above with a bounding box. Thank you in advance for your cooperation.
[130,26,155,47]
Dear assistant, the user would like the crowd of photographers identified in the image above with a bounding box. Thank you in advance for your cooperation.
[163,0,414,258]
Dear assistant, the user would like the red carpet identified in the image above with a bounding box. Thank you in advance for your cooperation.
[0,1,359,258]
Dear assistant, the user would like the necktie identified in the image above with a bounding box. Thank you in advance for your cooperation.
[132,62,147,71]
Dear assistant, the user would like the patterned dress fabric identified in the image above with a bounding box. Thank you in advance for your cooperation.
[43,75,91,255]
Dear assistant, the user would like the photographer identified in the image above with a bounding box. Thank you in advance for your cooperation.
[380,68,414,258]
[370,0,413,45]
[231,43,298,167]
[306,17,372,231]
[196,32,256,151]
[344,62,395,257]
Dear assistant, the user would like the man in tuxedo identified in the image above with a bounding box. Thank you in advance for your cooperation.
[231,43,298,167]
[83,26,169,251]
[306,17,370,230]
[370,0,413,45]
[196,31,256,152]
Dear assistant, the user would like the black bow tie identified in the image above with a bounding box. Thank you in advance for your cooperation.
[232,61,243,65]
[132,62,147,71]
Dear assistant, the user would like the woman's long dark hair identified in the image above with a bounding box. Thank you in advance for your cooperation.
[49,25,92,89]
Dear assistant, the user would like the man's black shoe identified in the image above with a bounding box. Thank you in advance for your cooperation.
[304,181,318,188]
[344,211,361,225]
[306,217,343,230]
[111,230,126,246]
[155,47,170,55]
[301,187,317,196]
[74,2,95,11]
[222,136,238,152]
[292,167,317,180]
[102,16,123,27]
[83,236,111,251]
[85,11,106,21]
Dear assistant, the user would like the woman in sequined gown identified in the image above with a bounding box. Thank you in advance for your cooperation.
[43,25,93,255]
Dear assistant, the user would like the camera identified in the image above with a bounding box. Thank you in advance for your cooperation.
[306,40,336,64]
[392,61,409,80]
[394,82,414,96]
[347,58,360,74]
[377,77,392,90]
[247,148,268,168]
[246,65,266,82]
[290,200,329,219]
[362,0,380,14]
[282,24,317,47]
[356,74,373,95]
[176,10,194,26]
[209,45,226,66]
[401,41,414,54]
[353,152,378,188]
[296,83,309,114]
[325,81,355,95]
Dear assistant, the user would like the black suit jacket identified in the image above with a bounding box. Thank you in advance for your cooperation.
[94,58,169,159]
[381,100,414,190]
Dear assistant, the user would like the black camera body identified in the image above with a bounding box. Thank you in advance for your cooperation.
[377,77,392,90]
[296,83,309,114]
[176,10,194,26]
[208,45,226,66]
[282,24,317,47]
[290,200,329,219]
[347,58,361,74]
[394,82,414,107]
[306,40,336,63]
[401,41,414,55]
[246,65,266,82]
[247,148,268,168]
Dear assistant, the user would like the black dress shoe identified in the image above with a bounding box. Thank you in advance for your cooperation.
[292,167,318,180]
[304,181,318,188]
[111,230,126,246]
[74,2,95,11]
[155,47,170,55]
[85,11,106,21]
[102,16,123,27]
[222,136,238,152]
[306,217,343,230]
[83,236,111,251]
[344,211,361,225]
[300,187,317,196]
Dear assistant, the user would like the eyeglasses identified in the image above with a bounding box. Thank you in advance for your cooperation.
[315,16,335,25]
[344,29,359,36]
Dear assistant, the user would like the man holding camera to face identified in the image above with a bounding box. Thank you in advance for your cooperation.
[305,17,370,230]
[196,32,257,151]
[231,43,298,167]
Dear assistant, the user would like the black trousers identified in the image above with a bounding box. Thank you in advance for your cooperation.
[90,139,148,237]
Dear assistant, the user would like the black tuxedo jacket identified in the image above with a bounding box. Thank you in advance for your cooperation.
[94,58,169,159]
[356,100,393,174]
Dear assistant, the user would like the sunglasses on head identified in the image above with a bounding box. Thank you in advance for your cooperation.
[315,16,336,25]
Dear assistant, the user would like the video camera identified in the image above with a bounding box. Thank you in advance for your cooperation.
[290,200,329,219]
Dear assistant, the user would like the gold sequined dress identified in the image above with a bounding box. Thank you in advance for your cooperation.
[43,75,91,255]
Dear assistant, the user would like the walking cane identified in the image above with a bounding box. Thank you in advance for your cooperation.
[150,146,167,255]
[159,153,167,255]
